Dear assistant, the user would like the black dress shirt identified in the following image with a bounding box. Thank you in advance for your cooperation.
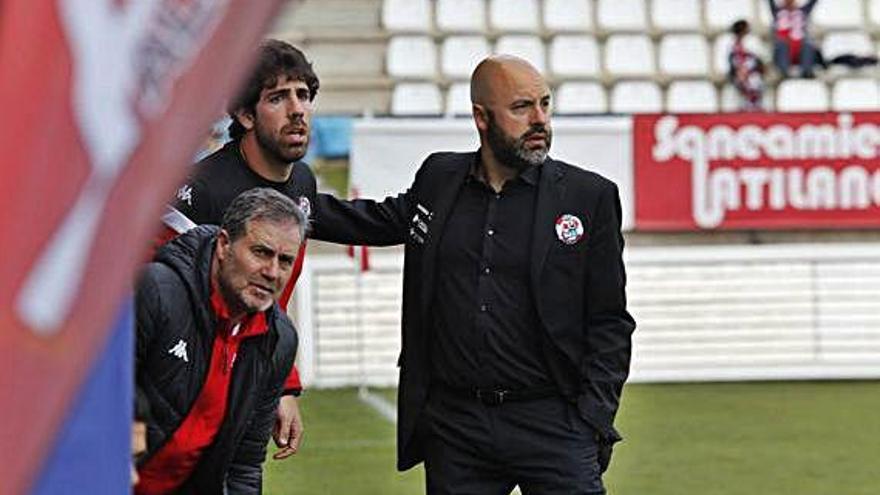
[430,159,553,390]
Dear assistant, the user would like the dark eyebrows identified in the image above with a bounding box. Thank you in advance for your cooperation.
[263,88,290,100]
[511,94,552,108]
[264,85,312,102]
[253,244,275,256]
[253,243,296,265]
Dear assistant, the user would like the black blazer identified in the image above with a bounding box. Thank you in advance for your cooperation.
[312,151,635,470]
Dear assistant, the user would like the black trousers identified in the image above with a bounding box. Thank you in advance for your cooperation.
[423,389,605,495]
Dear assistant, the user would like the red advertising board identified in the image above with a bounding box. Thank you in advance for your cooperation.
[0,1,286,493]
[634,112,880,230]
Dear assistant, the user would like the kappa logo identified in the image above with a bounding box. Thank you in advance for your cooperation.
[168,339,189,363]
[177,184,193,206]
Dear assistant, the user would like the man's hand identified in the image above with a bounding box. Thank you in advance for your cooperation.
[272,394,304,460]
[132,421,147,485]
[132,420,147,457]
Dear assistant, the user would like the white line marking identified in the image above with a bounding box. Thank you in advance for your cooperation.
[357,386,397,424]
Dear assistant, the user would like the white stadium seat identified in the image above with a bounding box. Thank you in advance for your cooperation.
[871,0,880,28]
[713,33,766,77]
[604,34,656,78]
[813,0,863,30]
[544,0,593,32]
[610,80,663,113]
[666,80,719,113]
[823,31,875,77]
[757,0,772,30]
[386,36,436,78]
[659,34,710,77]
[555,82,608,114]
[720,83,774,112]
[381,0,432,32]
[706,0,754,32]
[489,0,540,32]
[776,79,829,112]
[441,36,491,79]
[436,0,486,32]
[822,31,874,59]
[391,83,443,115]
[446,82,473,116]
[549,35,601,78]
[651,0,702,32]
[597,0,648,32]
[832,78,880,111]
[720,83,741,112]
[495,35,546,74]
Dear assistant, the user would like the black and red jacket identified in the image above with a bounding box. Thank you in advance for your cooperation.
[135,225,297,493]
[172,140,317,393]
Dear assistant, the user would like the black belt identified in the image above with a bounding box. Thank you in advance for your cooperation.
[434,383,559,406]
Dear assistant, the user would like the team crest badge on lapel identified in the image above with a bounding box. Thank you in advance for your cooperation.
[555,214,585,245]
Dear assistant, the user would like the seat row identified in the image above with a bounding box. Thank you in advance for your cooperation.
[387,32,879,81]
[390,78,880,115]
[383,0,880,34]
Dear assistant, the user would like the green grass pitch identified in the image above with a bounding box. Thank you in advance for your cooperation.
[264,381,880,494]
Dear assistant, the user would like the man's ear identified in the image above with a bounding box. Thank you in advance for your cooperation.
[473,104,489,132]
[234,108,256,132]
[216,229,231,261]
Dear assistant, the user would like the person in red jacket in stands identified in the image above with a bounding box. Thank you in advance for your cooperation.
[768,0,820,78]
[728,20,765,111]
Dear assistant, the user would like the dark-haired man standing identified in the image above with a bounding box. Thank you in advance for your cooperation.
[171,39,320,459]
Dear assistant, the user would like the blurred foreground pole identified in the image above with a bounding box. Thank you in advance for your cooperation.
[0,1,296,493]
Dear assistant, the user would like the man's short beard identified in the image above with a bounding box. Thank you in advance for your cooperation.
[485,111,551,172]
[217,267,248,316]
[255,118,307,164]
[218,264,272,315]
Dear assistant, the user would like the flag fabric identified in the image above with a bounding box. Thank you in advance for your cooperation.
[0,1,288,493]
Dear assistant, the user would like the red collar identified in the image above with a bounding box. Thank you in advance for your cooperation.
[209,287,269,339]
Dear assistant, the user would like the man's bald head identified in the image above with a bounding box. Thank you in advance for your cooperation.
[468,55,552,174]
[470,55,545,107]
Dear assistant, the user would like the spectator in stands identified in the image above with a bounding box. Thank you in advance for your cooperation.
[729,20,765,111]
[767,0,820,78]
[170,39,320,461]
[135,188,303,494]
[309,55,635,494]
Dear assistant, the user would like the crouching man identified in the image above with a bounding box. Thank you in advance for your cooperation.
[134,188,304,494]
